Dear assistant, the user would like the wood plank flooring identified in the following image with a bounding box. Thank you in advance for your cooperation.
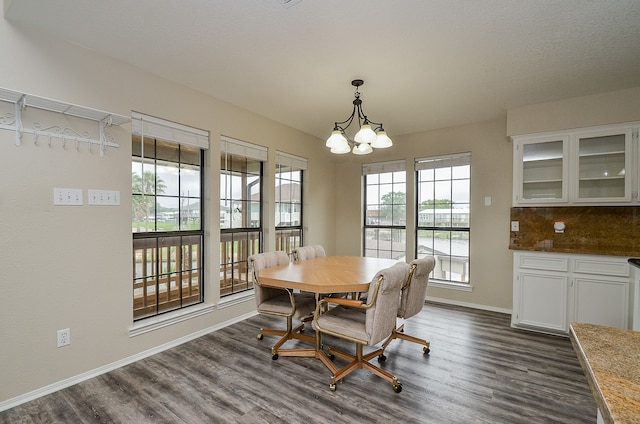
[0,302,598,423]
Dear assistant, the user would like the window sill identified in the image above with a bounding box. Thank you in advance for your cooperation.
[129,303,215,337]
[428,280,473,292]
[218,290,255,309]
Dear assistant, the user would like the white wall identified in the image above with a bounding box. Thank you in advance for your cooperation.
[0,17,336,405]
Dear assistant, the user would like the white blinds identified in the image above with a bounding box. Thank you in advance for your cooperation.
[362,159,406,175]
[220,135,268,161]
[131,112,209,149]
[276,151,308,170]
[415,152,471,171]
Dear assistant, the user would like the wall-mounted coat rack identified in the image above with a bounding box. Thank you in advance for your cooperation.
[0,87,129,157]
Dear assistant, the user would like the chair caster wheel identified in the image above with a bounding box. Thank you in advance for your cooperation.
[423,347,430,354]
[328,354,335,361]
[378,354,387,362]
[393,383,402,393]
[329,383,336,392]
[272,353,278,360]
[257,334,263,340]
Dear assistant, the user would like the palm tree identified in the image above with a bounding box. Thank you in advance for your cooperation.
[132,171,167,231]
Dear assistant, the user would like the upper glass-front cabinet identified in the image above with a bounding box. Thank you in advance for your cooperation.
[513,123,638,206]
[574,128,632,202]
[515,135,569,204]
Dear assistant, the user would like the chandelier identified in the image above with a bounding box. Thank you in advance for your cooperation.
[325,79,393,155]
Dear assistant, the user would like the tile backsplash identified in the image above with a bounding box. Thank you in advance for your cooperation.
[509,206,640,256]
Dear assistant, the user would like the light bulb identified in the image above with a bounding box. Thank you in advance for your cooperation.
[352,143,373,155]
[354,124,377,144]
[371,131,393,148]
[326,130,347,148]
[330,139,351,154]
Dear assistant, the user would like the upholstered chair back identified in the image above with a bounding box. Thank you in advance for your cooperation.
[398,257,436,319]
[365,262,409,345]
[292,245,326,261]
[248,251,290,305]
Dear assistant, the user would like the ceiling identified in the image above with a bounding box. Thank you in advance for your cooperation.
[5,0,640,140]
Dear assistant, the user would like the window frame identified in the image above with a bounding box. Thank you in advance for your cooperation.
[415,152,471,285]
[362,160,407,260]
[275,151,306,255]
[131,113,208,321]
[220,136,266,297]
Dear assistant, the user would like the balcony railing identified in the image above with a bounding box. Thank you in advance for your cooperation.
[133,235,202,320]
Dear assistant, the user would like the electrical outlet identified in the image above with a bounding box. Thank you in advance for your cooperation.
[57,328,71,347]
[511,221,520,232]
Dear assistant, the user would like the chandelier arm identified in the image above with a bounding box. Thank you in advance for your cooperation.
[356,105,384,131]
[333,106,357,132]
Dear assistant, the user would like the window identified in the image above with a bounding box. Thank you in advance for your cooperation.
[131,113,209,320]
[363,161,406,260]
[220,136,266,297]
[275,151,306,255]
[415,153,471,283]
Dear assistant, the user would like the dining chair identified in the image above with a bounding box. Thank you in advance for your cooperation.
[312,261,410,392]
[248,251,316,360]
[292,245,326,262]
[375,256,436,361]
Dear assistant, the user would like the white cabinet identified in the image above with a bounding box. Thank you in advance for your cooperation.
[512,123,638,206]
[512,251,630,335]
[515,135,569,203]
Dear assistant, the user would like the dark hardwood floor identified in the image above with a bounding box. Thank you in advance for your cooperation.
[1,302,597,423]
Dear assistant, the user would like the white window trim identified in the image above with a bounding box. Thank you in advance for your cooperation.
[362,159,406,175]
[129,303,215,337]
[429,280,473,292]
[220,135,268,161]
[131,111,210,149]
[276,150,308,170]
[217,290,256,309]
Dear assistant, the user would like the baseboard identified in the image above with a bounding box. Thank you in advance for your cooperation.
[0,311,258,412]
[426,296,512,315]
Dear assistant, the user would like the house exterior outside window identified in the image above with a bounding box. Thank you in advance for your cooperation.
[220,136,266,296]
[415,152,471,283]
[363,160,407,260]
[275,151,306,255]
[131,112,208,320]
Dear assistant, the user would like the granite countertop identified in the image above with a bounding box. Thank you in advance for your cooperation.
[569,322,640,424]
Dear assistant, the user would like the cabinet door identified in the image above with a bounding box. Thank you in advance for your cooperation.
[573,276,629,329]
[515,271,569,333]
[573,127,633,203]
[514,136,568,204]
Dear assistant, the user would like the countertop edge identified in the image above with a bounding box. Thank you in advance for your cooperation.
[569,324,614,424]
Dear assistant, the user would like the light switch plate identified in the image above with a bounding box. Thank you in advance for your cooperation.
[511,221,519,231]
[88,189,121,206]
[53,188,83,205]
